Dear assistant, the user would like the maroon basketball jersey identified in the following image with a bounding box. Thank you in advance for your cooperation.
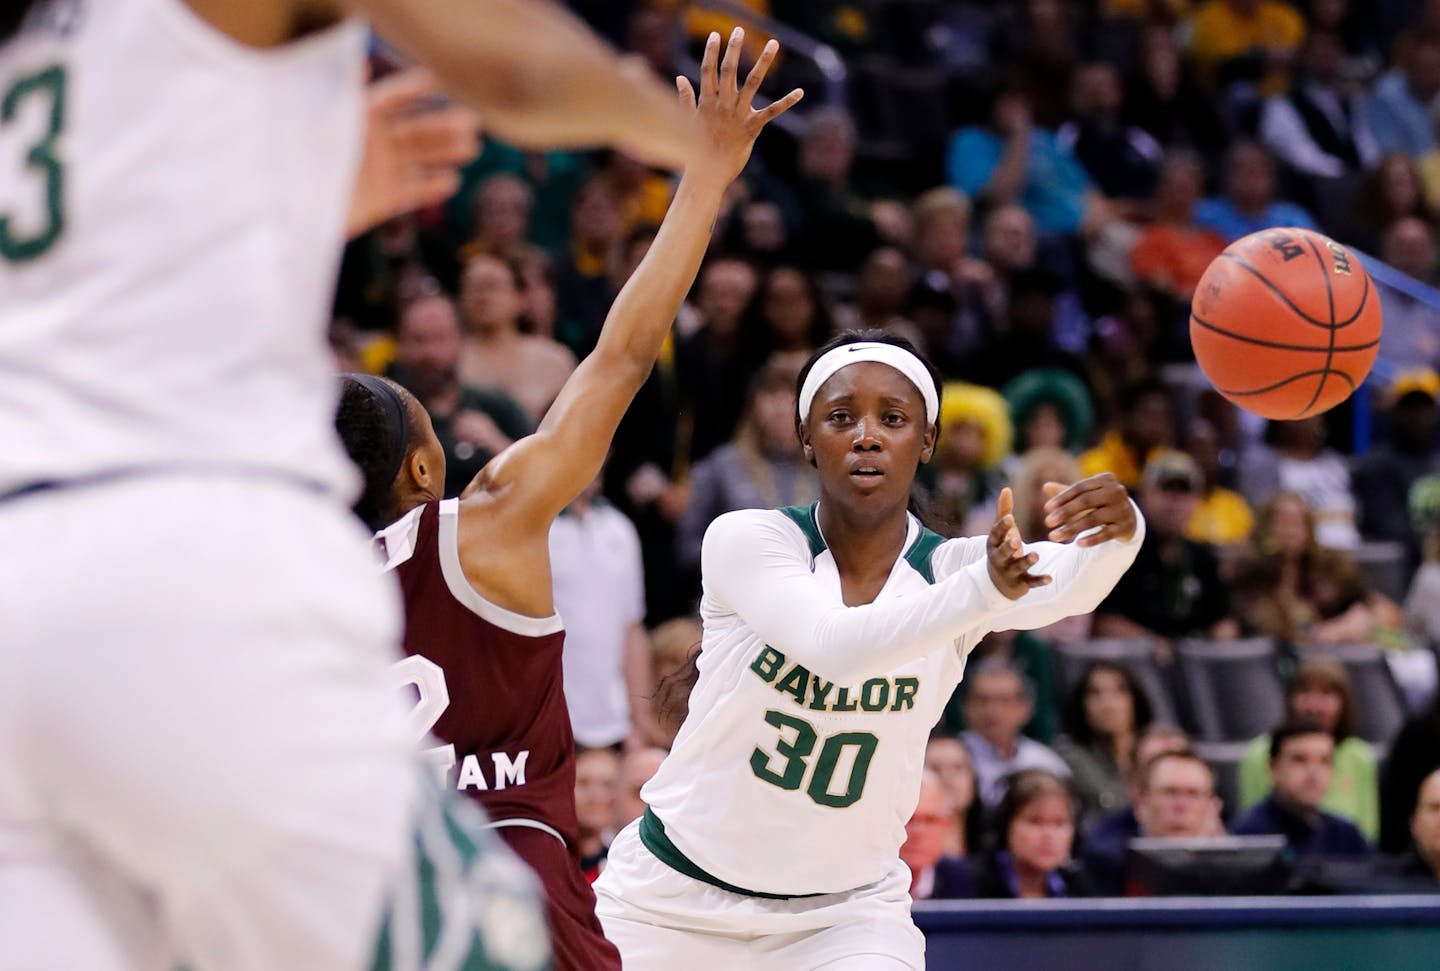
[379,499,580,848]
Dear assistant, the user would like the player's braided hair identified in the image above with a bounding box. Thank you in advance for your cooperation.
[335,375,421,532]
[1,1,41,42]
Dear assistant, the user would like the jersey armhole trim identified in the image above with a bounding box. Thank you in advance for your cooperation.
[436,499,565,638]
[903,524,945,584]
[777,503,826,559]
[480,818,567,847]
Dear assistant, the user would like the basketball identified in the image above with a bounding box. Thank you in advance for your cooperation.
[1189,228,1382,420]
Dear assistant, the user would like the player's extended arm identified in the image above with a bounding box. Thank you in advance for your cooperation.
[342,0,696,171]
[702,511,1039,685]
[471,30,802,524]
[936,474,1145,633]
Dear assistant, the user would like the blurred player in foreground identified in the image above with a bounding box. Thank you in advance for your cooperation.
[0,1,704,969]
[336,30,801,970]
[595,332,1142,969]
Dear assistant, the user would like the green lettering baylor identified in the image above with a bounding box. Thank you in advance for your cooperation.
[750,648,922,714]
[775,663,811,704]
[890,677,919,712]
[750,646,784,683]
[807,676,836,711]
[859,678,890,711]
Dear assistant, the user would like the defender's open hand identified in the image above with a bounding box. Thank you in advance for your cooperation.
[1042,473,1137,547]
[678,29,803,188]
[987,487,1051,600]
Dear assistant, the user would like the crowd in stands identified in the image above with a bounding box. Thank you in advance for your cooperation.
[331,0,1440,897]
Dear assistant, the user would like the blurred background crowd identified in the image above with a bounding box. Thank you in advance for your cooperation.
[334,0,1440,899]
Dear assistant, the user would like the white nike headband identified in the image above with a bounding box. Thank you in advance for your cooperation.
[797,341,939,425]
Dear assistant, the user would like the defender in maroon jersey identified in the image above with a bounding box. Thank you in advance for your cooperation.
[336,31,802,970]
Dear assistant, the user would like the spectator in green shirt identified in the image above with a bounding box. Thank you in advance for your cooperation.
[1239,659,1380,841]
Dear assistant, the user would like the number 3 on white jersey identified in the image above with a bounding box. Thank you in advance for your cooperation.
[390,655,457,778]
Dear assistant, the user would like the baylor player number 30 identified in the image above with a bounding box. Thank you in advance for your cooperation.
[1,63,67,263]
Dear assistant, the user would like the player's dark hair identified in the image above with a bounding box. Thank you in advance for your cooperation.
[1269,716,1331,762]
[335,375,420,532]
[1063,660,1155,748]
[652,639,702,741]
[1,0,40,43]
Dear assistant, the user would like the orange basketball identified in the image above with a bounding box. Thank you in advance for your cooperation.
[1189,227,1382,420]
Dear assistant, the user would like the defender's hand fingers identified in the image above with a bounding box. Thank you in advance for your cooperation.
[676,75,697,112]
[741,39,779,101]
[700,32,721,102]
[753,87,804,126]
[997,486,1014,520]
[720,27,744,94]
[367,67,444,115]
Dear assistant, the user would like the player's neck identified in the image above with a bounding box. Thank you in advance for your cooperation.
[816,499,910,590]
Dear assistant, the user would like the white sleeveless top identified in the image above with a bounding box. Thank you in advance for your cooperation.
[0,0,366,498]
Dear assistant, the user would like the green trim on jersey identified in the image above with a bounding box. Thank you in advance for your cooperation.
[778,503,826,559]
[903,526,945,584]
[779,503,945,583]
[640,808,822,900]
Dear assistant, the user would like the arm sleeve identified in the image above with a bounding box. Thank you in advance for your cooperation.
[932,502,1147,635]
[700,510,1018,684]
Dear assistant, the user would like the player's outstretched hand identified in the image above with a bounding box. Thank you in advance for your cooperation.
[347,68,481,237]
[987,487,1051,601]
[678,29,803,189]
[1042,472,1138,547]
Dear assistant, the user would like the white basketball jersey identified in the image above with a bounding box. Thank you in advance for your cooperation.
[642,507,971,897]
[0,0,366,497]
[641,502,1143,897]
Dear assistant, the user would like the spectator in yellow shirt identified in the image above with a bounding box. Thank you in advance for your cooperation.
[1186,0,1305,96]
[1079,378,1175,489]
[1186,417,1255,545]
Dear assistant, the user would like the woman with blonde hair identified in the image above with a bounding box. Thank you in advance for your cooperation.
[923,383,1014,537]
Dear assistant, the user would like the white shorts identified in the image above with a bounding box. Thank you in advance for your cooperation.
[593,819,925,971]
[0,475,415,971]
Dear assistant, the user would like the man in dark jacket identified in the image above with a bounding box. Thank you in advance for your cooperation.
[1234,720,1372,859]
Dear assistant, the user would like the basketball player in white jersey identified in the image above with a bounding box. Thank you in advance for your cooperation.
[0,2,704,970]
[594,332,1144,969]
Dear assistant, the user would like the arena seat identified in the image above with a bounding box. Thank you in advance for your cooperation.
[1175,638,1286,742]
[1353,541,1409,604]
[1189,739,1251,823]
[1052,637,1181,728]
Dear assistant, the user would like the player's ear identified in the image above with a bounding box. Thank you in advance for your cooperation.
[920,421,938,464]
[796,419,815,467]
[406,448,431,490]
